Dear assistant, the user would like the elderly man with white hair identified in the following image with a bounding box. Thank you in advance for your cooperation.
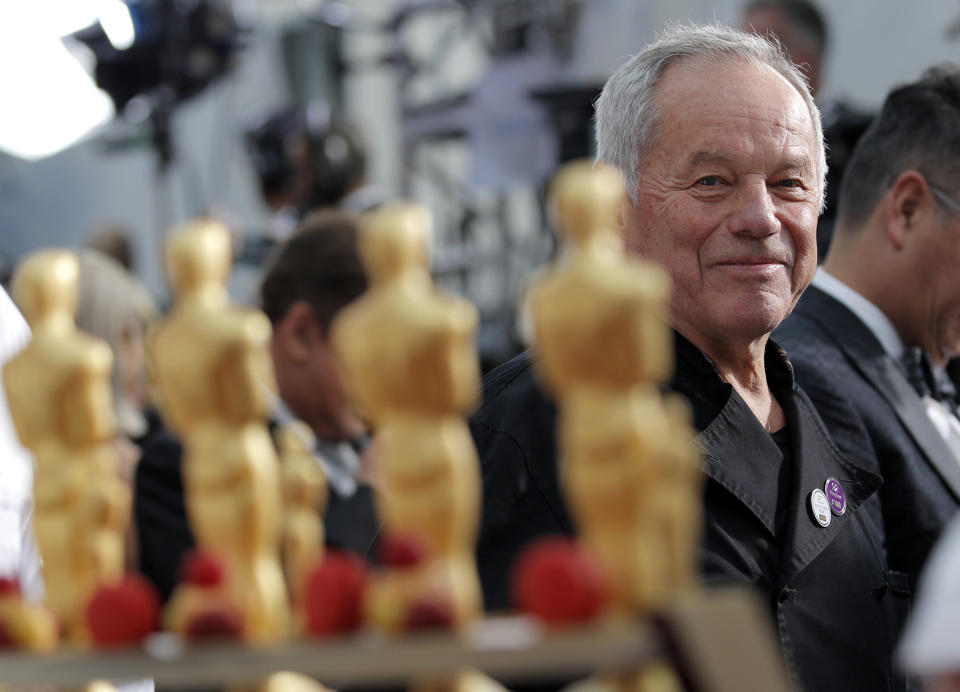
[471,23,908,692]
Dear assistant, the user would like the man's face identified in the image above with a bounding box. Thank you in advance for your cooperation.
[270,303,367,443]
[623,56,820,350]
[912,197,960,364]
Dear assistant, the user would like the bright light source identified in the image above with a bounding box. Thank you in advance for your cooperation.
[100,0,136,51]
[0,0,114,160]
[46,1,101,38]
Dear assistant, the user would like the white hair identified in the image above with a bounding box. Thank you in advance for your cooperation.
[594,22,827,212]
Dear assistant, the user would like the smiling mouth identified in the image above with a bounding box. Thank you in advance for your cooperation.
[713,259,787,274]
[717,257,785,266]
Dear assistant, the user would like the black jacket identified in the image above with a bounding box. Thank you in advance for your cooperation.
[471,332,910,692]
[776,284,960,589]
[135,428,379,602]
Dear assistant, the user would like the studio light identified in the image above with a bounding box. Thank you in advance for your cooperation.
[99,1,137,51]
[0,0,241,162]
[0,1,116,161]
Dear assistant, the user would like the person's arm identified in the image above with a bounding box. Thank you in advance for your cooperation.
[16,494,44,602]
[0,286,43,601]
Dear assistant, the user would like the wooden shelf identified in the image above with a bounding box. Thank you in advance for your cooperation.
[0,616,660,689]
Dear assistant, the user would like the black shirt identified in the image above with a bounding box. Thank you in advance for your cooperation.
[770,427,794,546]
[134,427,378,602]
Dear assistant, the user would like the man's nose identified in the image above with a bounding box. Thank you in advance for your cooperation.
[728,180,779,238]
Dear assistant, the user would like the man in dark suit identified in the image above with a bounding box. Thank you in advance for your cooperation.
[136,211,379,601]
[776,66,960,590]
[472,23,909,692]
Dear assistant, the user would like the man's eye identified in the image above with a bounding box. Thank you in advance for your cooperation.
[777,179,803,188]
[696,176,723,186]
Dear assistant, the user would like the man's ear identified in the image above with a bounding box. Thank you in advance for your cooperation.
[272,301,317,365]
[885,170,931,250]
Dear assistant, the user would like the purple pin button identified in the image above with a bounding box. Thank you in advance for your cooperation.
[824,477,846,516]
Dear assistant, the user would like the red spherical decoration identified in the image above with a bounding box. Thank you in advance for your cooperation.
[185,610,244,641]
[0,577,21,597]
[404,595,455,632]
[378,533,429,569]
[0,621,15,648]
[181,552,226,588]
[86,574,161,648]
[303,551,367,637]
[511,537,607,626]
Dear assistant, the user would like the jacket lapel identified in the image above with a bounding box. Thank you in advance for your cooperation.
[779,388,882,581]
[684,329,884,582]
[697,387,781,539]
[796,286,960,501]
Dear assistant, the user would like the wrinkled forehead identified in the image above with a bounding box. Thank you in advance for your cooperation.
[651,54,817,161]
[659,54,811,125]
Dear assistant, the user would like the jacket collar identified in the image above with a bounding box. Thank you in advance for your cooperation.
[795,285,960,501]
[674,330,882,581]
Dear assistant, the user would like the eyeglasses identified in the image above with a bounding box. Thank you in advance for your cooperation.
[930,185,960,217]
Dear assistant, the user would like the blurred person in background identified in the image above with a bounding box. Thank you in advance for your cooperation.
[86,222,137,274]
[243,101,383,235]
[898,514,960,692]
[75,250,160,450]
[776,65,960,591]
[232,102,384,305]
[74,249,160,569]
[136,210,378,601]
[742,0,874,259]
[742,0,826,97]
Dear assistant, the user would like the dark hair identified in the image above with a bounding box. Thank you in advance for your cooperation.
[836,64,960,231]
[87,223,135,272]
[245,104,367,208]
[304,115,367,209]
[744,0,828,55]
[244,105,305,200]
[260,210,367,330]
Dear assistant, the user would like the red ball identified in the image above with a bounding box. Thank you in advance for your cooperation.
[185,610,244,641]
[86,573,161,648]
[511,537,607,626]
[0,577,21,597]
[404,595,454,632]
[0,621,15,648]
[303,552,367,637]
[181,552,226,588]
[378,533,429,569]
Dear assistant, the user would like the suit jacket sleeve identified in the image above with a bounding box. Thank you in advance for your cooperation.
[472,417,571,613]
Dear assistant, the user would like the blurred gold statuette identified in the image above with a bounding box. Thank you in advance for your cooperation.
[3,249,130,643]
[150,219,289,644]
[531,160,701,690]
[332,202,483,634]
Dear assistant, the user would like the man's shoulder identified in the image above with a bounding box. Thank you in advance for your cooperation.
[778,287,838,343]
[470,351,570,612]
[469,350,564,526]
[776,291,862,378]
[471,351,555,435]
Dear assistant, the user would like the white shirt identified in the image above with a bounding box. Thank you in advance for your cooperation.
[812,269,905,360]
[899,512,960,676]
[0,286,42,603]
[813,269,960,456]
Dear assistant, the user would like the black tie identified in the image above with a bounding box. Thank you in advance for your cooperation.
[900,347,934,399]
[901,347,960,412]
